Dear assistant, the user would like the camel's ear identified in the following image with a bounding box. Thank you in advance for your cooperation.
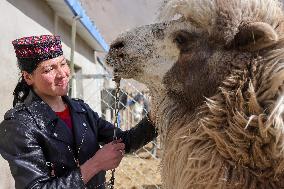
[233,22,278,51]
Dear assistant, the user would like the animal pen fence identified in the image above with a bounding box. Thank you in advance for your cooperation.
[75,74,162,189]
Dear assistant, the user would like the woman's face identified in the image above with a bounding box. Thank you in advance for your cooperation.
[24,56,70,98]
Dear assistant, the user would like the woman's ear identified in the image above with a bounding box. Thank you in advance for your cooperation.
[232,22,278,51]
[22,71,33,86]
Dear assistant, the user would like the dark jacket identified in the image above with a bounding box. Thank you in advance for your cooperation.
[0,91,157,189]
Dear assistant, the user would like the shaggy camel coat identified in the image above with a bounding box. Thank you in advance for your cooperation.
[107,0,284,188]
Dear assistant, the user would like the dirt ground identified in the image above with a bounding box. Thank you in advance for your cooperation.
[106,153,161,189]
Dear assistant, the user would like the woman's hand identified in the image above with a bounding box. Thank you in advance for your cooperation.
[93,139,125,171]
[80,139,125,184]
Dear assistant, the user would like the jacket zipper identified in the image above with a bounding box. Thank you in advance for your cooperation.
[68,124,88,167]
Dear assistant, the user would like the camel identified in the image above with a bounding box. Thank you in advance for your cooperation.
[106,0,284,188]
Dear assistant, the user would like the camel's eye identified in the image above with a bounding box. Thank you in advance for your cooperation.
[174,31,188,44]
[173,30,197,51]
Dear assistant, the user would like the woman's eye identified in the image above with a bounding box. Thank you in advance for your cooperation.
[61,61,68,66]
[44,67,53,73]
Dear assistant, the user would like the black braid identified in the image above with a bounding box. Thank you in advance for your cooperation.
[13,76,30,107]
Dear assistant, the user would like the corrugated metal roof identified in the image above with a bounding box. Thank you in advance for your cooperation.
[45,0,109,52]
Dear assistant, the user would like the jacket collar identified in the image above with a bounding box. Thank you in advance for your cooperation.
[24,90,88,147]
[62,96,86,113]
[24,90,57,130]
[24,90,86,123]
[24,90,75,145]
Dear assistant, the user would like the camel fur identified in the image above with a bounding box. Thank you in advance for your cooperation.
[106,0,284,188]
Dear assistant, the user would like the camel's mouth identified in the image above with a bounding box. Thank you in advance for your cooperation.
[106,50,123,71]
[106,52,142,79]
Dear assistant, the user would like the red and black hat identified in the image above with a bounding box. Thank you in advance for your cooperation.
[12,35,63,71]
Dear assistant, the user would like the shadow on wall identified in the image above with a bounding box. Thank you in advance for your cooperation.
[7,0,95,63]
[0,155,14,189]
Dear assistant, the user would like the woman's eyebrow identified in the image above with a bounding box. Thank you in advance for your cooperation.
[59,58,66,63]
[40,58,66,70]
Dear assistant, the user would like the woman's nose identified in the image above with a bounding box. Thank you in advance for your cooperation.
[56,67,67,77]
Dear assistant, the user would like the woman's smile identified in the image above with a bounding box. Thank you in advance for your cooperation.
[55,79,69,87]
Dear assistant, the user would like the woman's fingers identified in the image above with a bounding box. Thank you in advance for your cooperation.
[113,143,125,151]
[112,138,123,144]
[111,139,125,151]
[118,149,125,156]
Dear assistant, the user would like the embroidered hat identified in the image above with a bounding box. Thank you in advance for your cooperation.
[12,35,63,72]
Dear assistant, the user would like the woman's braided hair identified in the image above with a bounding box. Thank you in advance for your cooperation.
[13,76,31,107]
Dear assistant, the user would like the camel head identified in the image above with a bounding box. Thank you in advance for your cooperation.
[106,0,284,111]
[106,19,188,84]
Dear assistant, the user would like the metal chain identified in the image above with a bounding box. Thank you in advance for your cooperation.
[93,180,112,189]
[84,75,121,189]
[112,74,121,141]
[109,74,121,189]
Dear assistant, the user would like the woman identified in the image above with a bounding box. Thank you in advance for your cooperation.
[0,35,157,189]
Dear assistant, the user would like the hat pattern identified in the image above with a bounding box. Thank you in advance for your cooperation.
[12,35,63,66]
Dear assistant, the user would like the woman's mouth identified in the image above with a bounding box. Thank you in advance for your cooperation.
[55,79,68,86]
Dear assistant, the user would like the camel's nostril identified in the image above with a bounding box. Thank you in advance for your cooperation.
[111,41,125,50]
[118,53,124,59]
